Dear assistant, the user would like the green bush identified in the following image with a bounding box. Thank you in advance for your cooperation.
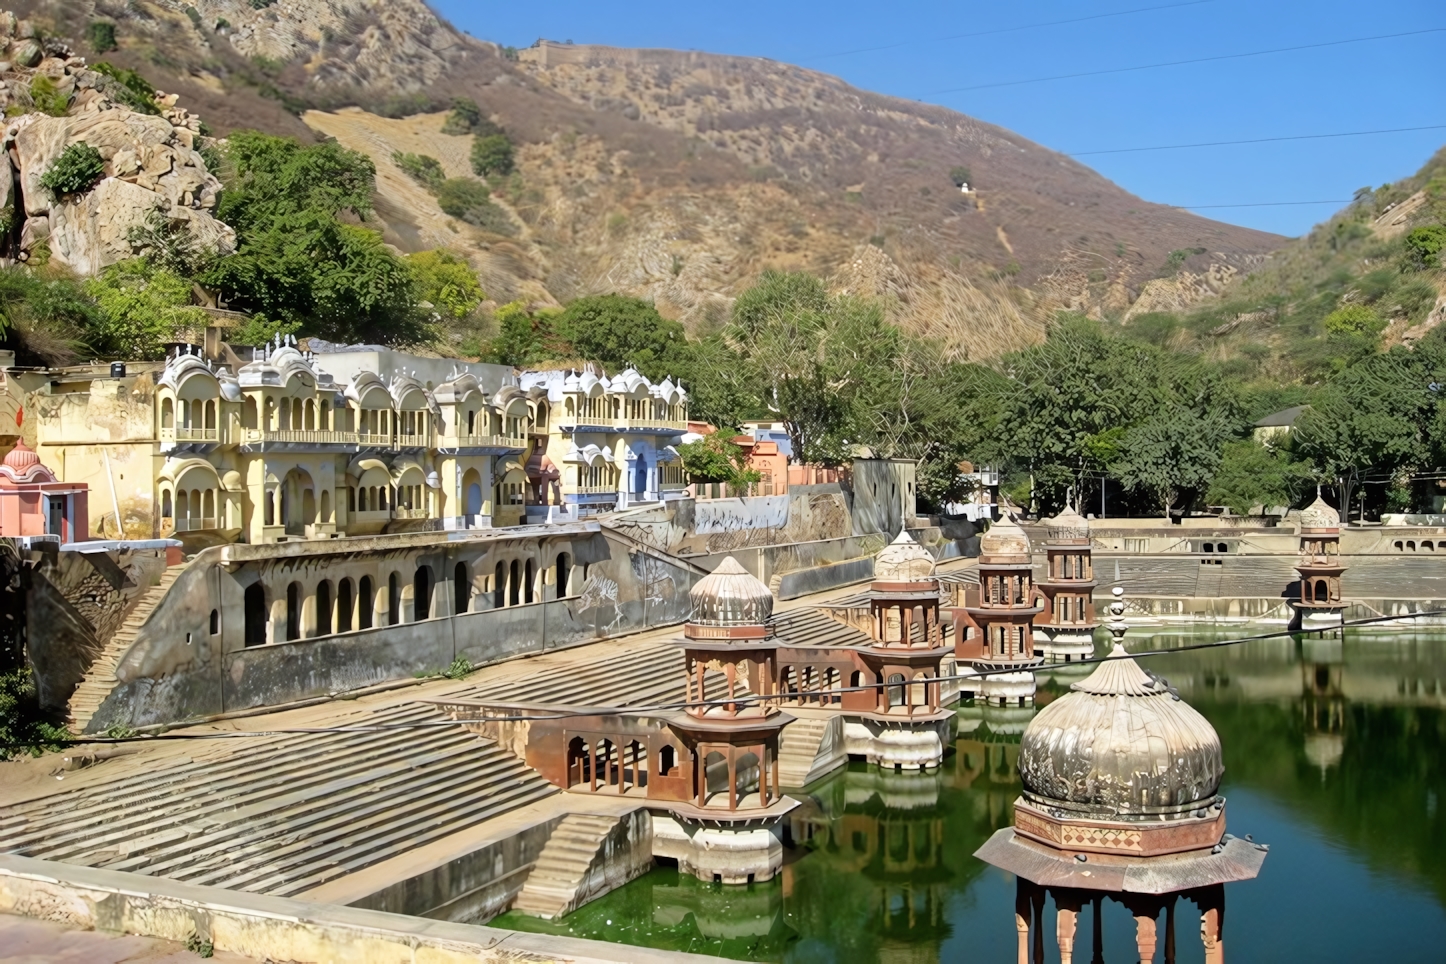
[435,177,491,218]
[29,76,71,117]
[471,133,514,176]
[91,62,160,115]
[40,143,105,198]
[86,20,117,52]
[441,97,481,135]
[1323,303,1383,336]
[392,151,444,192]
[1403,225,1446,272]
[949,165,971,187]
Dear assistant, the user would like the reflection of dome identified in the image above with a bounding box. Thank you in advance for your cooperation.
[1017,643,1223,814]
[689,556,773,627]
[980,513,1031,558]
[1300,492,1340,530]
[1304,732,1344,773]
[874,530,935,583]
[3,441,39,471]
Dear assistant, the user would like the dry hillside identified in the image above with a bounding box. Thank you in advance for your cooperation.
[19,0,1286,358]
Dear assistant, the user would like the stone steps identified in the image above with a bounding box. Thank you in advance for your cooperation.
[0,702,557,898]
[511,813,628,920]
[776,717,832,788]
[67,566,187,734]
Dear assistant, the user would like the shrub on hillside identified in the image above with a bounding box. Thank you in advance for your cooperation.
[441,97,481,135]
[1403,225,1446,272]
[392,152,444,192]
[40,143,105,198]
[1323,303,1383,336]
[85,20,117,53]
[29,76,71,116]
[471,133,514,177]
[91,62,160,115]
[435,177,490,218]
[949,165,971,187]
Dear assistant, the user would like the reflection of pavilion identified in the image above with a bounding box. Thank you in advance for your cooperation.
[976,589,1267,962]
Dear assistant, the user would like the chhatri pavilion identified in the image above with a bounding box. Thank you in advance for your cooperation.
[975,587,1266,964]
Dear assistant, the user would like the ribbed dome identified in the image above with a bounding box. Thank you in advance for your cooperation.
[1044,504,1090,535]
[3,441,39,470]
[980,513,1031,558]
[874,529,935,582]
[1300,492,1340,529]
[1017,643,1223,815]
[689,556,774,627]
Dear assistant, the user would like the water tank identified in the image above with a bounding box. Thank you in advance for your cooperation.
[110,362,126,378]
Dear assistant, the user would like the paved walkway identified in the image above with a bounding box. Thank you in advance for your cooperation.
[0,914,256,964]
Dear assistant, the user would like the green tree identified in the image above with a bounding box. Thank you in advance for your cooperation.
[84,259,208,359]
[203,131,428,344]
[1293,348,1436,521]
[441,97,485,135]
[1112,410,1232,518]
[556,295,690,382]
[485,301,565,367]
[409,249,484,321]
[949,166,972,187]
[86,20,118,52]
[471,133,514,177]
[677,432,754,485]
[1206,439,1311,515]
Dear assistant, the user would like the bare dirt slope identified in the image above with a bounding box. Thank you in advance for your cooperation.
[19,0,1286,357]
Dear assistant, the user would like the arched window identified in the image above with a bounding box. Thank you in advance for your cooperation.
[359,576,374,630]
[161,397,174,428]
[1315,580,1329,603]
[388,572,400,626]
[414,566,433,622]
[524,559,534,604]
[886,673,905,707]
[244,584,266,646]
[320,490,331,524]
[494,561,506,609]
[454,562,470,614]
[285,582,302,641]
[337,579,354,633]
[316,580,333,636]
[161,489,173,519]
[209,609,220,635]
[659,744,676,777]
[205,400,216,429]
[556,552,572,598]
[509,559,521,607]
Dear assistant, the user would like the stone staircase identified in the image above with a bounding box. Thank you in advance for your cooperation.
[68,565,186,734]
[0,702,557,898]
[777,716,839,788]
[512,812,638,920]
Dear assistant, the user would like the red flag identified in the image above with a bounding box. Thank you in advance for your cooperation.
[13,405,19,428]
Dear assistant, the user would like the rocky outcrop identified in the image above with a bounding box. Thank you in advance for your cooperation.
[0,11,233,274]
[1122,263,1241,322]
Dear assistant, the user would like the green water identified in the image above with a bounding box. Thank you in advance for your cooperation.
[491,626,1446,961]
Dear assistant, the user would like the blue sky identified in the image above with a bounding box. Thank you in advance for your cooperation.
[432,0,1443,238]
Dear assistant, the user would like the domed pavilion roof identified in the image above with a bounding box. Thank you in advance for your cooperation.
[1300,492,1340,530]
[689,556,774,628]
[873,530,935,583]
[1017,643,1223,816]
[0,441,55,485]
[1044,504,1091,541]
[980,513,1031,559]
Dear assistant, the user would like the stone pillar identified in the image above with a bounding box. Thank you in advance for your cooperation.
[1132,902,1159,963]
[1055,890,1084,964]
[1193,884,1225,964]
[1014,877,1033,964]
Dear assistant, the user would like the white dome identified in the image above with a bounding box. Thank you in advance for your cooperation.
[1300,492,1340,529]
[689,557,774,627]
[980,514,1031,558]
[874,530,935,582]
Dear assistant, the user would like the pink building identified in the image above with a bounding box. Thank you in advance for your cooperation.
[0,441,88,542]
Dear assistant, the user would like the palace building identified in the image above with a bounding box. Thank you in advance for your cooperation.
[7,340,691,543]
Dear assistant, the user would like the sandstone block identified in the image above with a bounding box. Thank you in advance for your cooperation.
[11,39,40,68]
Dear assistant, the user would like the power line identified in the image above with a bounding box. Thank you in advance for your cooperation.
[802,0,1216,63]
[926,27,1446,94]
[1176,199,1352,208]
[1068,123,1446,156]
[12,608,1444,753]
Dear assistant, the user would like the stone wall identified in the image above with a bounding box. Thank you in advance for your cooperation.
[59,524,704,731]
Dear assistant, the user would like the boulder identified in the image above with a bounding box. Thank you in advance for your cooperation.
[10,109,232,270]
[10,39,39,68]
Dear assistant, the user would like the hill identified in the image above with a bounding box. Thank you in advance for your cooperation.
[16,0,1286,358]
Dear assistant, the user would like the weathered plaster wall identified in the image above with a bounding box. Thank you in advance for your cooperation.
[0,853,711,964]
[610,486,855,556]
[79,525,703,730]
[21,545,170,710]
[350,816,564,923]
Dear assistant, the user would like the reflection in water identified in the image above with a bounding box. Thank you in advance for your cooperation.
[492,627,1446,961]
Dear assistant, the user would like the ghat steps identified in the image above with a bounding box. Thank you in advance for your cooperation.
[511,812,634,920]
[776,716,836,788]
[0,703,555,897]
[67,566,186,734]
